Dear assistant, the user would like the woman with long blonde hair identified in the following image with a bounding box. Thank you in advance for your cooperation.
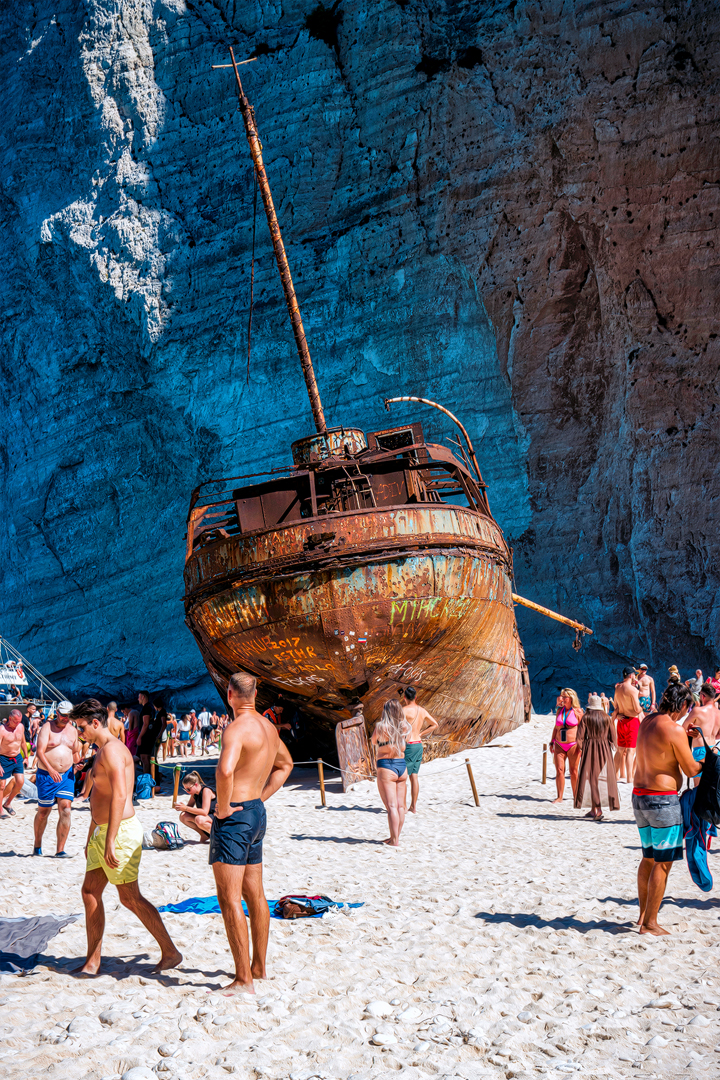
[549,687,583,803]
[371,699,411,846]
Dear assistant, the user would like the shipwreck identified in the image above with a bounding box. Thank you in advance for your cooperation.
[183,50,591,778]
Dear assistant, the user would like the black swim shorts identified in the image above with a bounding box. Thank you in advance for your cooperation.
[209,799,266,866]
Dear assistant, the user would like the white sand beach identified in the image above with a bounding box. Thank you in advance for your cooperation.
[1,714,719,1080]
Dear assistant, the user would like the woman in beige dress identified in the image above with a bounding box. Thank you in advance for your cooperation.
[574,694,620,821]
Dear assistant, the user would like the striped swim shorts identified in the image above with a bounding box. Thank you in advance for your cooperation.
[632,790,683,863]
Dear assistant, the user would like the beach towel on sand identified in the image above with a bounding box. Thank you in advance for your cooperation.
[0,914,79,972]
[158,896,363,918]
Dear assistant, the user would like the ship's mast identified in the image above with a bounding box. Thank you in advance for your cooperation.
[214,47,327,436]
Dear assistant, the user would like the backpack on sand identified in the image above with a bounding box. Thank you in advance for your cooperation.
[152,821,185,850]
[273,895,335,919]
[692,733,720,826]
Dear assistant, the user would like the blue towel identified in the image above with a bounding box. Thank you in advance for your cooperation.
[681,786,716,893]
[158,896,363,918]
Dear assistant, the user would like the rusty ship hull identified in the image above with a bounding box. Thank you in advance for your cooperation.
[184,442,530,757]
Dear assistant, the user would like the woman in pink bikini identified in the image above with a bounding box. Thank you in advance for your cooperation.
[549,688,583,803]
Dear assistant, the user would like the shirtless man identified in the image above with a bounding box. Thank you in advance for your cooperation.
[632,683,700,935]
[106,701,125,744]
[70,699,181,975]
[33,700,81,856]
[600,691,610,713]
[0,710,26,817]
[401,686,438,813]
[211,671,293,994]
[682,683,720,785]
[636,664,656,714]
[613,669,643,784]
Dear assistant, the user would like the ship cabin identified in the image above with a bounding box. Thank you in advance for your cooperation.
[185,423,494,557]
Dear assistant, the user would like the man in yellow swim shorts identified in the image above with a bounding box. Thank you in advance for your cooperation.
[70,699,182,975]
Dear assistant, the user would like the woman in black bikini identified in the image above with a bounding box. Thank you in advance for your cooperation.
[173,770,216,841]
[371,699,411,847]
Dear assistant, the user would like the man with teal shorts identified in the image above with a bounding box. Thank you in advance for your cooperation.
[401,686,438,813]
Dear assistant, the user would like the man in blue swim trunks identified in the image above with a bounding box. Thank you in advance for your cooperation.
[633,683,701,936]
[211,671,293,994]
[33,700,81,857]
[683,683,720,786]
[0,710,26,817]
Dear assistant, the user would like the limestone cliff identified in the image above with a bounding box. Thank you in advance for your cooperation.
[2,0,719,708]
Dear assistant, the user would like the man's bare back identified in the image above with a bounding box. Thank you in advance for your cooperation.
[614,680,642,718]
[635,713,698,792]
[215,707,292,812]
[683,700,720,747]
[402,700,437,743]
[89,738,135,825]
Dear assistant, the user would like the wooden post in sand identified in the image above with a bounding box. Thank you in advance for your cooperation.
[173,765,182,804]
[465,759,479,806]
[150,758,157,796]
[317,758,326,806]
[542,744,547,784]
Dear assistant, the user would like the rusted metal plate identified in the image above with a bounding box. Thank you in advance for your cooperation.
[336,707,375,790]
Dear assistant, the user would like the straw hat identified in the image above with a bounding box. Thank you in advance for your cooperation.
[587,694,603,709]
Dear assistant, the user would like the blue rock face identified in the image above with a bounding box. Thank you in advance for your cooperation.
[2,1,719,711]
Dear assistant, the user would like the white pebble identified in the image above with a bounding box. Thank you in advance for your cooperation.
[364,1000,394,1017]
[371,1032,397,1045]
[647,1035,669,1047]
[689,1015,711,1027]
[121,1069,157,1080]
[397,1006,422,1022]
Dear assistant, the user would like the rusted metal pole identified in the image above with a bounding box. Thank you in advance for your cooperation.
[512,594,593,636]
[542,743,547,784]
[384,396,484,485]
[465,758,479,806]
[225,46,327,436]
[317,758,326,807]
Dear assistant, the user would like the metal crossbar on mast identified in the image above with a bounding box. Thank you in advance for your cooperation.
[213,47,328,436]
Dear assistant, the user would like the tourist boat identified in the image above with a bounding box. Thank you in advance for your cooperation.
[183,50,591,777]
[0,636,64,722]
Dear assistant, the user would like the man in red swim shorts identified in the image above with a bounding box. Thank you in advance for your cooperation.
[613,668,643,784]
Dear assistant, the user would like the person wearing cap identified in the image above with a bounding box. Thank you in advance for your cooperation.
[612,669,643,785]
[33,700,82,857]
[574,694,619,820]
[636,665,656,713]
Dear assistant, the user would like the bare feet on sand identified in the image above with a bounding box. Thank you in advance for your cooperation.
[551,797,563,804]
[218,979,256,996]
[152,949,183,972]
[639,923,671,936]
[383,838,399,846]
[73,960,101,976]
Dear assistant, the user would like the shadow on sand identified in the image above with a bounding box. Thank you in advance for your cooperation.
[475,911,634,935]
[290,833,386,846]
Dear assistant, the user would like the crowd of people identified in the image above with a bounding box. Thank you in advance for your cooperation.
[549,663,720,935]
[1,660,717,984]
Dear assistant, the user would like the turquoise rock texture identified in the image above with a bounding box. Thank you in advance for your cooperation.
[1,0,718,710]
